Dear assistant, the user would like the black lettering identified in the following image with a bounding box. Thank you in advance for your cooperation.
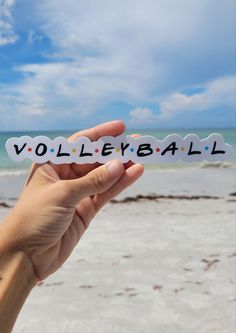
[121,142,130,156]
[102,143,114,156]
[187,142,201,155]
[161,142,178,156]
[211,141,226,155]
[35,143,47,156]
[14,143,27,155]
[137,143,153,157]
[79,144,93,157]
[56,144,70,157]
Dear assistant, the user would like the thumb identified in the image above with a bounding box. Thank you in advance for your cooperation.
[65,160,125,204]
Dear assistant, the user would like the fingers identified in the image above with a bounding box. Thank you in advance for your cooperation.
[67,130,141,181]
[69,120,126,177]
[48,120,126,180]
[68,120,125,142]
[92,163,144,212]
[64,160,125,204]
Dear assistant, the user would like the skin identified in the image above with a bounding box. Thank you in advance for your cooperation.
[0,121,144,332]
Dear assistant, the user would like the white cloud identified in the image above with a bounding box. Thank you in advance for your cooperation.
[159,76,236,119]
[128,76,236,125]
[0,0,235,129]
[129,107,158,125]
[0,0,17,46]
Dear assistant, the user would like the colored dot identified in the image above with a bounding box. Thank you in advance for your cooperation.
[28,148,32,152]
[130,148,135,152]
[72,148,77,153]
[95,148,99,153]
[156,148,161,153]
[180,147,185,152]
[205,146,209,151]
[50,148,55,153]
[115,148,120,153]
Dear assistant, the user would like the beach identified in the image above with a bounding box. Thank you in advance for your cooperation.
[0,167,235,333]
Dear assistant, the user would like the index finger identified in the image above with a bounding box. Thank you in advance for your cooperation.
[68,120,126,142]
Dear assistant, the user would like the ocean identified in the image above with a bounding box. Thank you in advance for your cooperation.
[0,129,235,176]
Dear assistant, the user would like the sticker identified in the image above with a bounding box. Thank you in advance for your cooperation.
[5,133,233,164]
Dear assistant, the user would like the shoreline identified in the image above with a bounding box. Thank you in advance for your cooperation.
[1,165,235,222]
[1,166,235,332]
[0,166,235,201]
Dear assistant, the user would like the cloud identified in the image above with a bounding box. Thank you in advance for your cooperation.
[0,0,17,46]
[128,76,236,125]
[129,107,158,125]
[0,0,235,129]
[159,76,236,119]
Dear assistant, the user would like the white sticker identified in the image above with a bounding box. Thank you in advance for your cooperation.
[5,133,233,164]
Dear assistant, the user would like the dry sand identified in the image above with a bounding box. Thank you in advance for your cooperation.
[0,167,235,333]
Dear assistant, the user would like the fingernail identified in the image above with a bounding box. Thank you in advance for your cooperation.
[106,160,124,178]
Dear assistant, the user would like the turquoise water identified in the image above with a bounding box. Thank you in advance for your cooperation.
[0,129,235,175]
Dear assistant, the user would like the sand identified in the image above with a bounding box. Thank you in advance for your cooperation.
[0,167,236,333]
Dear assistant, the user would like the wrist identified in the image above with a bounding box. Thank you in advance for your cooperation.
[0,250,38,287]
[0,251,38,333]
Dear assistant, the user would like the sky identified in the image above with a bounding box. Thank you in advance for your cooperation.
[0,0,235,131]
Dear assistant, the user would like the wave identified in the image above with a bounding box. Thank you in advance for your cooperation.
[145,160,236,170]
[199,161,235,168]
[0,169,28,177]
[0,160,235,177]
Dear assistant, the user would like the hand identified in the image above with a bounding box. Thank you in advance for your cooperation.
[0,121,144,281]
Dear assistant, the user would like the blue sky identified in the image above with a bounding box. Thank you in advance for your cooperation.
[0,0,235,131]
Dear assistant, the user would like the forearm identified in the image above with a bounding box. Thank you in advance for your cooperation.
[0,250,38,333]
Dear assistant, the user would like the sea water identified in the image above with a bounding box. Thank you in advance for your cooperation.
[0,129,235,176]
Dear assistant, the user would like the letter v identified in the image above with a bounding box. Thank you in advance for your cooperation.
[14,143,27,155]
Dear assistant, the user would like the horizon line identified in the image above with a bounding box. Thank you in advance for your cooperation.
[0,126,235,134]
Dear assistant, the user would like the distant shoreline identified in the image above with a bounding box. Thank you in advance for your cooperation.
[0,127,235,134]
